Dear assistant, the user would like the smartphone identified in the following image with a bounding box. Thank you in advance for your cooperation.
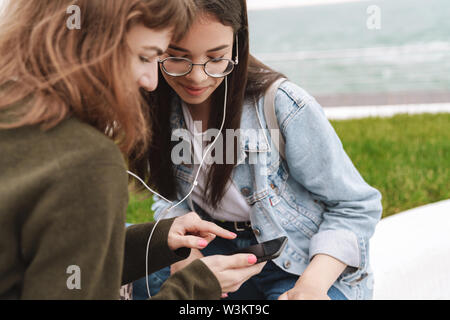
[231,236,288,263]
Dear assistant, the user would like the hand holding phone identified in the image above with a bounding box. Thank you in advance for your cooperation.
[231,236,288,263]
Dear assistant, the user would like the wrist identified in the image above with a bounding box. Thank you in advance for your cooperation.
[296,275,330,293]
[296,254,347,292]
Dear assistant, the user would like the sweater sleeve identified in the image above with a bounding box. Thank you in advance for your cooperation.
[20,159,129,300]
[123,220,222,300]
[122,219,191,285]
[152,260,222,300]
[13,118,220,300]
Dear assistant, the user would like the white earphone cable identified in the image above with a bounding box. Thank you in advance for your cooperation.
[127,76,229,299]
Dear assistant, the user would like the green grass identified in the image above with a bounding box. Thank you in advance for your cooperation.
[331,113,449,218]
[127,113,450,223]
[127,192,155,224]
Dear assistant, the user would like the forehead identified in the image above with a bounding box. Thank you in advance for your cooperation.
[171,14,234,53]
[127,24,173,52]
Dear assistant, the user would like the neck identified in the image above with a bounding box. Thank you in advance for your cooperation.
[186,98,212,132]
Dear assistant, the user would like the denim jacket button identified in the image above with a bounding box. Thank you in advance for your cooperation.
[283,260,292,269]
[253,227,261,237]
[241,188,251,197]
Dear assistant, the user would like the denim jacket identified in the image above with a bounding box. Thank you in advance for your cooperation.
[152,81,383,300]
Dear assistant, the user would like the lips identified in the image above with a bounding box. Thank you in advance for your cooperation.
[182,85,209,97]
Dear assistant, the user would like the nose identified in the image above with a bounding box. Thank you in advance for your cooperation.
[185,64,209,83]
[138,61,159,92]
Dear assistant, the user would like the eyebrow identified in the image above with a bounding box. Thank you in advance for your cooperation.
[142,46,164,56]
[168,44,230,53]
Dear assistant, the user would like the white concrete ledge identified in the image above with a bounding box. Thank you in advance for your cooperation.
[370,200,450,300]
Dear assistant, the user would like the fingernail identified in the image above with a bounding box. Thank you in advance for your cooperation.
[248,255,257,264]
[198,239,208,248]
[230,232,237,238]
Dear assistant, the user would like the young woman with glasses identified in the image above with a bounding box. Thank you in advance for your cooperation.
[130,0,382,300]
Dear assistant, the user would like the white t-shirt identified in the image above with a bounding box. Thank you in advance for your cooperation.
[181,103,252,222]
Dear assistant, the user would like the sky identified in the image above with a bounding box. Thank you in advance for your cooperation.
[246,0,369,10]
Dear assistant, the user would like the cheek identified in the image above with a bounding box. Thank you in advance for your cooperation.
[130,58,142,83]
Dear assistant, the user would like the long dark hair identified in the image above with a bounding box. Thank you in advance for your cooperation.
[130,0,284,208]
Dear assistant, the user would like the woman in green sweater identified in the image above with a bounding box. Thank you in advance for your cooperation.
[0,0,264,300]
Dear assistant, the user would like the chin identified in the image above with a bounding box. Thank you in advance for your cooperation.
[177,89,211,106]
[181,95,208,106]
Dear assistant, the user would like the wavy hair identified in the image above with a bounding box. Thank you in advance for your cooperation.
[0,0,195,155]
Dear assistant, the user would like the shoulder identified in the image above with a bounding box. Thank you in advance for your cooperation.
[252,80,325,131]
[0,117,126,183]
[48,117,126,169]
[277,80,316,110]
[0,117,128,231]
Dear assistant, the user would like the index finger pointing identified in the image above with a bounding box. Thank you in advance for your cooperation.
[197,220,237,240]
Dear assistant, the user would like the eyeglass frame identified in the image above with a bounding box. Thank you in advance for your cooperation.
[158,35,239,78]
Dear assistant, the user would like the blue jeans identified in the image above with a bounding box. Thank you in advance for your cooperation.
[133,230,348,300]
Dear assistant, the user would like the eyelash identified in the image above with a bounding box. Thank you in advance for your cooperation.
[167,54,225,60]
[139,56,153,64]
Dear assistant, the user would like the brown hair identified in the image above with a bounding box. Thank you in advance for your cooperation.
[130,0,285,209]
[0,0,195,155]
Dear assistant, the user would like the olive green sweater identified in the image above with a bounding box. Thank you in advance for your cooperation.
[0,117,221,300]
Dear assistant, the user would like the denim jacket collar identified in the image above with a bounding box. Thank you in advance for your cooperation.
[169,96,271,166]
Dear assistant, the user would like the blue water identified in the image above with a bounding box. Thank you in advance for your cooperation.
[248,0,450,95]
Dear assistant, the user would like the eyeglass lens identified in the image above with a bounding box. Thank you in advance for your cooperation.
[162,58,234,77]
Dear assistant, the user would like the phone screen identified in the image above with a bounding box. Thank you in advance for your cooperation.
[232,236,288,263]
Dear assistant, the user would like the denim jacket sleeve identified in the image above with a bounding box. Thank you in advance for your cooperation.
[151,195,191,221]
[277,83,383,270]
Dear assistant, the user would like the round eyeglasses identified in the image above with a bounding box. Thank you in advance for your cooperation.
[159,57,237,78]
